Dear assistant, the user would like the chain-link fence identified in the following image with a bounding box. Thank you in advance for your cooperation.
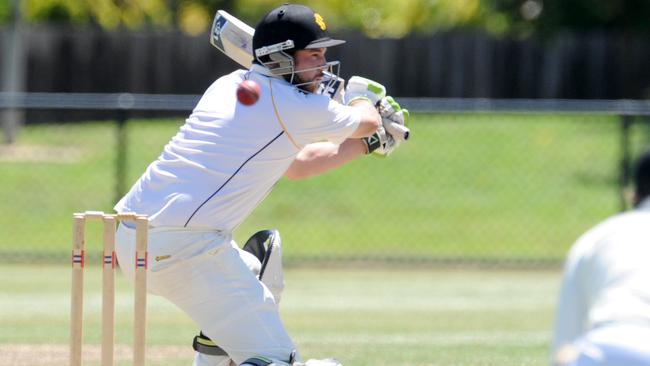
[1,94,649,266]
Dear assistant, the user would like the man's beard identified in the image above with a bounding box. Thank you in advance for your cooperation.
[293,72,319,93]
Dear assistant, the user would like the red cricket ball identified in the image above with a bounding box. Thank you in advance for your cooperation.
[236,80,261,106]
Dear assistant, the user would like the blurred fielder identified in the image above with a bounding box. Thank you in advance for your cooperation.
[113,3,409,366]
[551,147,650,366]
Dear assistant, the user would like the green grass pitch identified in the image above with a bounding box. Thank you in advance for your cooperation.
[2,112,647,365]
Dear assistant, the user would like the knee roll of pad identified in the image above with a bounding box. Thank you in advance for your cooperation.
[242,230,277,280]
[243,229,285,303]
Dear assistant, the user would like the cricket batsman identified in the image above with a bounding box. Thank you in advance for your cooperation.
[113,3,409,366]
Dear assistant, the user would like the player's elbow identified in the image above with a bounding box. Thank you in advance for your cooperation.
[284,148,324,180]
[284,157,313,181]
[285,166,318,181]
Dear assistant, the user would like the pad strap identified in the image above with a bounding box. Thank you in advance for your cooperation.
[192,332,228,356]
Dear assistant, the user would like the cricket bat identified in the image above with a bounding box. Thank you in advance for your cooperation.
[209,10,409,141]
[210,10,255,69]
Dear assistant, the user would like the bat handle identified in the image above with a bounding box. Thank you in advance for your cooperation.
[385,122,410,141]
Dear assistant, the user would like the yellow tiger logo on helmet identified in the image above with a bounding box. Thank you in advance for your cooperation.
[314,13,327,31]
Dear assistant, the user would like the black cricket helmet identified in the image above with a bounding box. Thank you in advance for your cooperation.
[252,4,344,87]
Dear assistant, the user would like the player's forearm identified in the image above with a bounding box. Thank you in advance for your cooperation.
[347,99,381,139]
[284,139,366,180]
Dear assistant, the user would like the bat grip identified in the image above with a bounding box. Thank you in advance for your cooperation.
[385,122,410,141]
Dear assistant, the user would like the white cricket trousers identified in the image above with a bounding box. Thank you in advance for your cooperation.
[115,224,296,365]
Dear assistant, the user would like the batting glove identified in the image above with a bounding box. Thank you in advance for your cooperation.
[378,96,410,142]
[343,76,386,105]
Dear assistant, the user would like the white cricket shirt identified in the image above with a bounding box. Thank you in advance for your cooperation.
[552,198,650,353]
[115,65,360,230]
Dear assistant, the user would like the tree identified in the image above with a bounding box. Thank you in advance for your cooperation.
[19,0,235,35]
[5,0,650,37]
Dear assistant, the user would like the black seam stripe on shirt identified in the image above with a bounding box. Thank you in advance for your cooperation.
[183,131,285,227]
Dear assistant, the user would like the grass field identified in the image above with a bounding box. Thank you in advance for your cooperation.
[4,113,647,365]
[0,264,560,366]
[2,113,648,264]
